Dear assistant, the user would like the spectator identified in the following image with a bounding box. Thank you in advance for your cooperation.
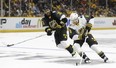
[0,0,115,17]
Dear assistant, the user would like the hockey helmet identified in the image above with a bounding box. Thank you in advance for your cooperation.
[70,13,78,21]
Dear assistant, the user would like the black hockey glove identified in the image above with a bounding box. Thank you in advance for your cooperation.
[45,27,52,36]
[78,27,86,40]
[86,23,92,32]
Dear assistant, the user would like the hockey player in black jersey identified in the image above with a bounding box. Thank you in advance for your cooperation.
[42,9,75,57]
[69,12,108,63]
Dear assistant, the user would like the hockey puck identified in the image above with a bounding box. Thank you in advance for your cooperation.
[76,63,78,66]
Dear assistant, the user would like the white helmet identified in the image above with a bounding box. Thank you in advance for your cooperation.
[70,13,78,21]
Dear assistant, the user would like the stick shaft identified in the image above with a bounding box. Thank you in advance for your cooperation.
[11,34,46,46]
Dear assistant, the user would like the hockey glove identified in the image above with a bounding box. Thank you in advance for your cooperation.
[45,27,52,36]
[78,27,86,40]
[86,23,92,32]
[78,34,83,40]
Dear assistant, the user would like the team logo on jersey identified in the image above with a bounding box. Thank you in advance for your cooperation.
[49,20,57,28]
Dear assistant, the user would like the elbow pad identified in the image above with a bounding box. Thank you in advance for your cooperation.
[60,18,67,26]
[61,18,67,23]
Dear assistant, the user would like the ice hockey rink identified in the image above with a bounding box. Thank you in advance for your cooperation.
[0,30,116,68]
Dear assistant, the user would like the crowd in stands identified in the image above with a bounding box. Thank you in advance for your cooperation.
[0,0,116,17]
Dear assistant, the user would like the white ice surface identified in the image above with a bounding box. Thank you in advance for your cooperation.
[0,30,116,68]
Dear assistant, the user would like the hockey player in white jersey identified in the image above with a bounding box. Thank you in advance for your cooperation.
[69,12,108,63]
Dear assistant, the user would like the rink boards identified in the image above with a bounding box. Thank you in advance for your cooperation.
[0,17,116,32]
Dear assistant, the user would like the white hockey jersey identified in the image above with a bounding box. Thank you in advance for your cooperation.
[69,13,94,34]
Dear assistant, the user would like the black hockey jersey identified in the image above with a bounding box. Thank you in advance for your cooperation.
[42,11,67,29]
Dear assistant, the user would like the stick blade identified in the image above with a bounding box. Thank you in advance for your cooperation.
[7,44,14,47]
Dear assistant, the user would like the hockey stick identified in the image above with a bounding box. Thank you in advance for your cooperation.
[76,51,83,66]
[79,52,83,65]
[7,34,46,47]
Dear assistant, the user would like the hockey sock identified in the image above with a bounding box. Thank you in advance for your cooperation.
[98,51,109,62]
[66,45,75,56]
[98,51,107,59]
